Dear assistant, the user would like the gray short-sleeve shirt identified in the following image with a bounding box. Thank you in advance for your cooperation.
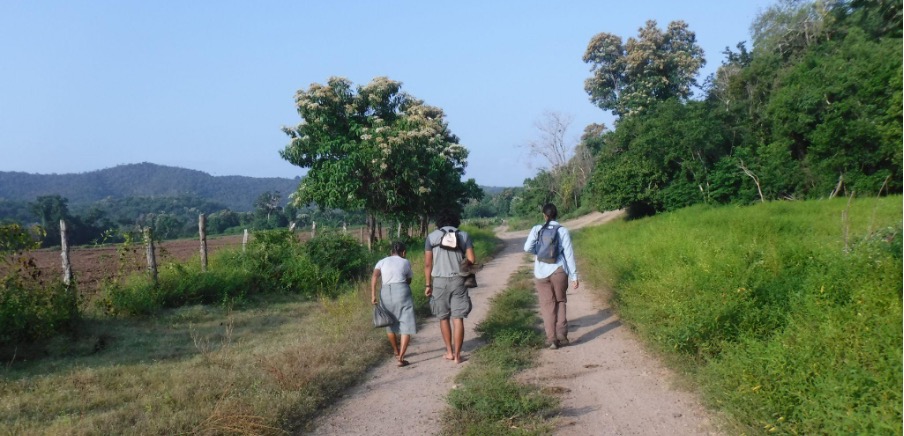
[424,226,473,277]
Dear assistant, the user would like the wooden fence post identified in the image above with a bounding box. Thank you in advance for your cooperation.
[144,227,158,285]
[242,229,249,253]
[199,214,208,272]
[60,219,73,287]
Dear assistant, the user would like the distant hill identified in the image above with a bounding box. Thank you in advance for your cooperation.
[0,162,300,211]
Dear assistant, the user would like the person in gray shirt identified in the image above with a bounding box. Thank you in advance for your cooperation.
[424,209,476,364]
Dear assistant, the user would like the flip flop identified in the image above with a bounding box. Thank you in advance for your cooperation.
[397,360,409,367]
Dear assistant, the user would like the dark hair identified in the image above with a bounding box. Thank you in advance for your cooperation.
[391,241,407,255]
[434,208,461,228]
[542,203,558,228]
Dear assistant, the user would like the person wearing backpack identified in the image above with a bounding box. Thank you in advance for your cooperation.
[424,209,476,364]
[524,203,579,349]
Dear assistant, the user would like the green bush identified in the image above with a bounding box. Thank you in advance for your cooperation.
[577,196,903,433]
[303,231,370,282]
[0,273,79,345]
[156,262,255,308]
[0,224,79,345]
[99,275,161,316]
[98,228,378,315]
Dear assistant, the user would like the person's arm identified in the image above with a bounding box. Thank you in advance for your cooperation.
[370,268,381,304]
[465,247,476,265]
[405,260,413,285]
[523,226,538,253]
[560,228,580,289]
[424,250,433,296]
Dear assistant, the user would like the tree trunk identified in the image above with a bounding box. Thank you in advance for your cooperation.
[367,214,377,250]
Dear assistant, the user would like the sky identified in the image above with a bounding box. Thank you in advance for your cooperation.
[0,0,773,187]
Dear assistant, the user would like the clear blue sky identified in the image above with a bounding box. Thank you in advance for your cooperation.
[0,0,772,187]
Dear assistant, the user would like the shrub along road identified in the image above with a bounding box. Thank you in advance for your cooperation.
[310,211,721,435]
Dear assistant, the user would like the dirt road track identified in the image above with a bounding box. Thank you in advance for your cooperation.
[308,211,722,435]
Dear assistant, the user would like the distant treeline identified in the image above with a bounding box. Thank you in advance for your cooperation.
[0,162,514,247]
[0,192,366,247]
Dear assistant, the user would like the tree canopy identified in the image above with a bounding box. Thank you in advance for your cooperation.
[583,20,706,117]
[281,77,479,241]
[578,0,901,216]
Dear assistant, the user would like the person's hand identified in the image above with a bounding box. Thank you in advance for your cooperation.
[371,295,377,305]
[572,280,580,290]
[425,285,432,297]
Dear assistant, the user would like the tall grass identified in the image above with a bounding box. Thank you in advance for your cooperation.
[0,226,502,434]
[577,196,902,434]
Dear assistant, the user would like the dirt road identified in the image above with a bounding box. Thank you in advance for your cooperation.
[309,212,721,435]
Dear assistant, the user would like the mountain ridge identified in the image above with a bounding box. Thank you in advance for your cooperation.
[0,162,301,211]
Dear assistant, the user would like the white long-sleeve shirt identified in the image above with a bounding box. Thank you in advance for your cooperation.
[523,221,578,282]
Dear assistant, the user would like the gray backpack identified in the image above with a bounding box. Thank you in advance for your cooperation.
[535,224,561,264]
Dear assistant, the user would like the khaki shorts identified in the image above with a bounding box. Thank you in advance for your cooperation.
[430,276,471,319]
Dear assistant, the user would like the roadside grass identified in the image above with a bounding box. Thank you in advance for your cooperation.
[443,268,558,435]
[0,225,500,434]
[576,196,902,434]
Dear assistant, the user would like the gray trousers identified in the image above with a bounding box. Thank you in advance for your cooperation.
[535,267,568,343]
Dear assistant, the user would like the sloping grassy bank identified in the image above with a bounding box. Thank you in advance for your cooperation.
[576,197,902,434]
[0,226,500,434]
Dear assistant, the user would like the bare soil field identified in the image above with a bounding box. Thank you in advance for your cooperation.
[18,234,248,293]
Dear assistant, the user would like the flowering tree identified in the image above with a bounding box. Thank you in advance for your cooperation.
[281,76,479,245]
[583,20,705,117]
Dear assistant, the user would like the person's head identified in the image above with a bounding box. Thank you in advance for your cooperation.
[391,241,407,258]
[542,203,558,222]
[434,208,461,228]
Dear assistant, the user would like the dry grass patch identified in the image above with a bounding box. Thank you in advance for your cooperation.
[0,287,388,434]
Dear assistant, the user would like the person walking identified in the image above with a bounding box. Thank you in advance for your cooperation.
[424,209,476,364]
[524,203,579,349]
[371,241,416,367]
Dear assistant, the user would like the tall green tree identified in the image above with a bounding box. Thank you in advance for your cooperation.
[583,20,706,117]
[588,99,729,214]
[281,77,478,244]
[764,27,902,196]
[254,191,282,223]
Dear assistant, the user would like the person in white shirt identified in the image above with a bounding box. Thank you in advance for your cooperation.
[523,203,579,349]
[371,241,416,367]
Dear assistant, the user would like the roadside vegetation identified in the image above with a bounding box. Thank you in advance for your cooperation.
[443,268,558,435]
[576,196,902,434]
[0,226,498,434]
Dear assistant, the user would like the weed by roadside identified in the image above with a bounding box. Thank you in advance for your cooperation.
[443,268,558,435]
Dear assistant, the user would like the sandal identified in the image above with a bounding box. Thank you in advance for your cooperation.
[397,359,410,367]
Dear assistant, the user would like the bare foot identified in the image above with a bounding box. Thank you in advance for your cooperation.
[454,356,467,364]
[443,354,455,361]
